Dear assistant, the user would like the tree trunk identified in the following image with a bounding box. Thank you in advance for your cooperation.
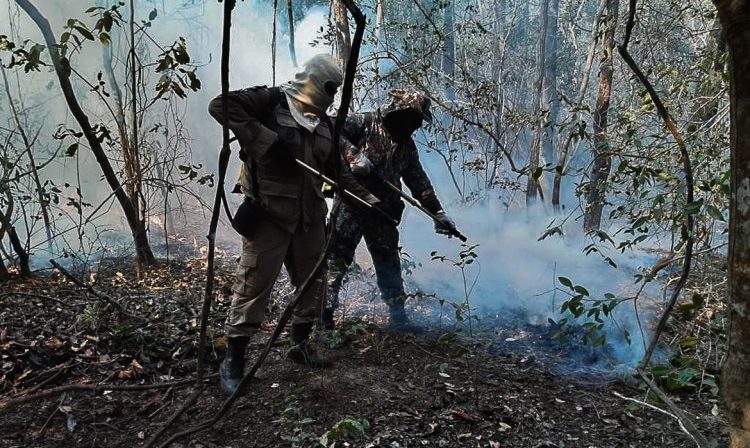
[712,2,750,446]
[374,0,384,48]
[286,0,298,67]
[541,0,560,174]
[552,0,606,210]
[0,63,54,256]
[333,0,351,70]
[15,0,155,268]
[582,0,618,231]
[690,17,726,125]
[526,0,550,206]
[442,0,455,101]
[0,193,31,277]
[0,250,8,281]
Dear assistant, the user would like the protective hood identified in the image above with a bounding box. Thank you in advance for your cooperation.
[281,54,343,114]
[379,89,433,123]
[379,89,433,142]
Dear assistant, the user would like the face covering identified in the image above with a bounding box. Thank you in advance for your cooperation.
[379,89,433,142]
[382,108,424,142]
[281,54,344,115]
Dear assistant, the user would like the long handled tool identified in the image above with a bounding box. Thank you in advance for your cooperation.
[295,159,399,226]
[380,178,468,242]
[225,135,397,225]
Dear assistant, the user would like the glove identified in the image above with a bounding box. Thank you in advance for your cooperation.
[265,135,296,166]
[349,152,373,176]
[433,211,456,236]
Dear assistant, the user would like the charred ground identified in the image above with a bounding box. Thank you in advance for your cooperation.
[0,239,729,448]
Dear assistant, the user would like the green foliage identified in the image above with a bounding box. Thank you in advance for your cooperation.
[553,276,630,347]
[431,244,480,334]
[274,394,317,447]
[0,36,47,72]
[177,164,214,187]
[319,416,370,447]
[155,38,201,99]
[650,356,718,394]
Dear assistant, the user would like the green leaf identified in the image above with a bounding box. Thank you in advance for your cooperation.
[680,337,699,347]
[73,25,95,41]
[149,8,158,21]
[684,198,704,215]
[99,32,110,46]
[65,143,79,157]
[704,204,725,222]
[558,277,573,288]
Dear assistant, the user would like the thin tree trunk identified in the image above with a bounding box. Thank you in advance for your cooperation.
[541,0,560,182]
[0,192,30,277]
[286,0,298,67]
[712,2,750,446]
[272,0,278,84]
[0,250,8,280]
[374,0,384,48]
[15,0,155,267]
[552,0,606,210]
[583,0,619,231]
[127,0,152,274]
[333,0,351,69]
[690,17,726,125]
[442,0,455,101]
[526,0,550,206]
[0,63,54,255]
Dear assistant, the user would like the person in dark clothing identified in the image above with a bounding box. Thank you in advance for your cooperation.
[208,54,381,394]
[323,89,457,332]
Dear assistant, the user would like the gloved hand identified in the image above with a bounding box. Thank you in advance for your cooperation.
[265,135,297,166]
[433,211,456,236]
[349,152,373,176]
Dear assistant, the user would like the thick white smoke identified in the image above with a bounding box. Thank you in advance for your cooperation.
[3,1,666,372]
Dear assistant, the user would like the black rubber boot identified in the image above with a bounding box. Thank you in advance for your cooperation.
[287,322,332,368]
[219,336,249,395]
[386,303,425,335]
[319,308,335,331]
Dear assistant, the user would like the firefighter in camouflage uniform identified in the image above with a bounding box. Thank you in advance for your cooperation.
[322,89,457,331]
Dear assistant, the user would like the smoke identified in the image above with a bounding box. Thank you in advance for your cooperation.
[2,1,668,372]
[0,0,332,261]
[392,198,664,372]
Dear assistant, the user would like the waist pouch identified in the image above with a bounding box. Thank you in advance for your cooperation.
[231,196,266,239]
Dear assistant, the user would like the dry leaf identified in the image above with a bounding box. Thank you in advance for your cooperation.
[450,409,477,423]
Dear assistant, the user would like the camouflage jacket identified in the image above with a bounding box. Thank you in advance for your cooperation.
[342,112,443,216]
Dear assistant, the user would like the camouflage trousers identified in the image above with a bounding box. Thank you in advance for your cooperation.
[326,203,405,311]
[226,218,326,338]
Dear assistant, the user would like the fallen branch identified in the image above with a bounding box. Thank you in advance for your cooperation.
[635,369,710,448]
[0,375,216,412]
[143,385,206,448]
[9,363,72,398]
[0,291,74,308]
[49,259,129,315]
[613,391,694,437]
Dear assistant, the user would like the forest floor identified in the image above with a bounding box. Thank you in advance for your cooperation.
[0,234,730,448]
